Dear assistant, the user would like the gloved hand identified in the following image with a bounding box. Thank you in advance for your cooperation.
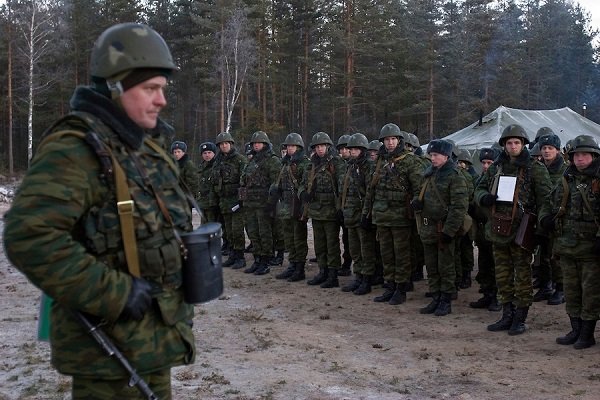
[594,237,600,256]
[540,215,555,231]
[120,277,153,321]
[410,199,423,212]
[360,215,372,230]
[269,185,282,198]
[336,209,345,226]
[300,191,312,203]
[480,194,497,207]
[440,233,453,244]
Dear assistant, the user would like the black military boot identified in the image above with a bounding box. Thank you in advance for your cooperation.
[556,316,582,345]
[269,250,285,266]
[388,282,407,305]
[341,273,362,292]
[508,306,529,336]
[574,320,597,349]
[533,281,553,302]
[254,258,271,275]
[229,250,246,270]
[488,294,502,312]
[276,262,296,280]
[353,275,372,295]
[487,303,515,331]
[374,282,396,302]
[288,262,306,282]
[434,293,452,316]
[469,292,493,309]
[320,268,339,288]
[547,283,565,305]
[222,250,237,267]
[307,267,328,285]
[244,256,261,274]
[420,293,440,314]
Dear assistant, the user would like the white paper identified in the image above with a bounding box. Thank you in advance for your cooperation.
[497,176,517,202]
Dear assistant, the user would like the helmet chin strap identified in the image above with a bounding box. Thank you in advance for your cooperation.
[106,79,125,100]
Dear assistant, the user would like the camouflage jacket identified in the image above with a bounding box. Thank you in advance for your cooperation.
[475,147,552,244]
[177,153,199,196]
[211,148,248,213]
[340,152,372,228]
[419,160,469,244]
[363,145,424,227]
[3,86,194,378]
[196,158,217,209]
[545,156,568,185]
[300,147,346,221]
[240,146,281,207]
[541,158,600,258]
[273,150,310,219]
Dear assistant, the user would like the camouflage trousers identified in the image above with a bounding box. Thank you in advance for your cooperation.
[474,235,496,294]
[536,238,562,285]
[423,240,456,294]
[245,208,274,257]
[410,221,425,276]
[377,226,412,284]
[272,216,285,252]
[347,226,377,276]
[492,242,533,307]
[222,210,245,251]
[72,368,171,399]
[282,217,308,262]
[312,220,341,269]
[558,254,600,320]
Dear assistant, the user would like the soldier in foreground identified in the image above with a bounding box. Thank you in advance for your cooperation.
[4,23,195,398]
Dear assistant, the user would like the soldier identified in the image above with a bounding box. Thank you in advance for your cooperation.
[412,140,468,316]
[456,149,478,290]
[475,124,552,335]
[541,135,600,349]
[368,140,381,161]
[171,140,199,196]
[336,134,353,275]
[241,131,281,275]
[339,133,378,295]
[214,131,248,269]
[534,132,567,305]
[363,123,423,305]
[271,133,311,281]
[530,143,542,162]
[300,132,345,288]
[197,142,219,222]
[469,148,501,311]
[4,23,194,398]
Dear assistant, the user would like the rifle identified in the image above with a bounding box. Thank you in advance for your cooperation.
[73,311,158,400]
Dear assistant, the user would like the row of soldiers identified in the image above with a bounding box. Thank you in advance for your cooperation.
[173,123,600,350]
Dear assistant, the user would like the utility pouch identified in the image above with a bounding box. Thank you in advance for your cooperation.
[238,187,247,201]
[180,222,223,304]
[491,213,512,237]
[514,212,537,252]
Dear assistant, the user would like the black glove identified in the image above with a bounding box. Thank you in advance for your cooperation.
[410,199,423,212]
[480,194,497,207]
[269,185,282,198]
[540,215,555,231]
[440,233,453,244]
[336,209,345,225]
[300,191,312,203]
[120,277,153,321]
[360,215,372,230]
[594,237,600,256]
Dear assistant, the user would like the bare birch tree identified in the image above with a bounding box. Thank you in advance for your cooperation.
[217,6,257,133]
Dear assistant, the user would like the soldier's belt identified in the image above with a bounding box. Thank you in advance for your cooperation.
[422,217,440,226]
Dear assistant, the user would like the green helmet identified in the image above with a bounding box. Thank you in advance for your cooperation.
[336,134,352,149]
[368,140,382,151]
[406,133,420,148]
[90,23,177,79]
[250,130,271,144]
[215,132,235,145]
[310,132,334,148]
[283,132,304,148]
[457,149,472,164]
[499,124,530,146]
[569,135,600,156]
[379,123,402,141]
[530,143,541,157]
[346,133,369,149]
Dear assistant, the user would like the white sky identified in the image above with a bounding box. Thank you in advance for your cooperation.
[576,0,600,32]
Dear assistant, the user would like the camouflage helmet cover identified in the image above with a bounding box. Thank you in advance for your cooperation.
[310,132,334,148]
[379,123,403,141]
[283,132,304,148]
[457,149,472,164]
[406,133,420,148]
[336,134,352,149]
[568,135,600,156]
[346,133,369,149]
[499,124,530,146]
[215,132,235,145]
[368,140,382,151]
[250,130,271,144]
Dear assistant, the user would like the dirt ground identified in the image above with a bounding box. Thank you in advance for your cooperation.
[2,201,600,400]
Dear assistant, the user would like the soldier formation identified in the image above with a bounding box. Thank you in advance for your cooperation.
[178,122,600,350]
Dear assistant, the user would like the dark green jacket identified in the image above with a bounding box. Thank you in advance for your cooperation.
[273,150,310,219]
[212,148,248,213]
[240,145,281,207]
[340,152,372,228]
[177,153,199,196]
[196,158,217,209]
[3,86,194,378]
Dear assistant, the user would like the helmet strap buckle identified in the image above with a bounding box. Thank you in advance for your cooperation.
[106,80,124,99]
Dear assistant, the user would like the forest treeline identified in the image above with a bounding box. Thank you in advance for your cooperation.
[1,0,599,171]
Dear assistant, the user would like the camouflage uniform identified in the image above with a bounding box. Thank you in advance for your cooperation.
[475,125,552,335]
[363,133,423,304]
[541,136,600,349]
[4,86,195,387]
[241,134,281,274]
[300,134,345,288]
[172,142,199,197]
[197,143,219,223]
